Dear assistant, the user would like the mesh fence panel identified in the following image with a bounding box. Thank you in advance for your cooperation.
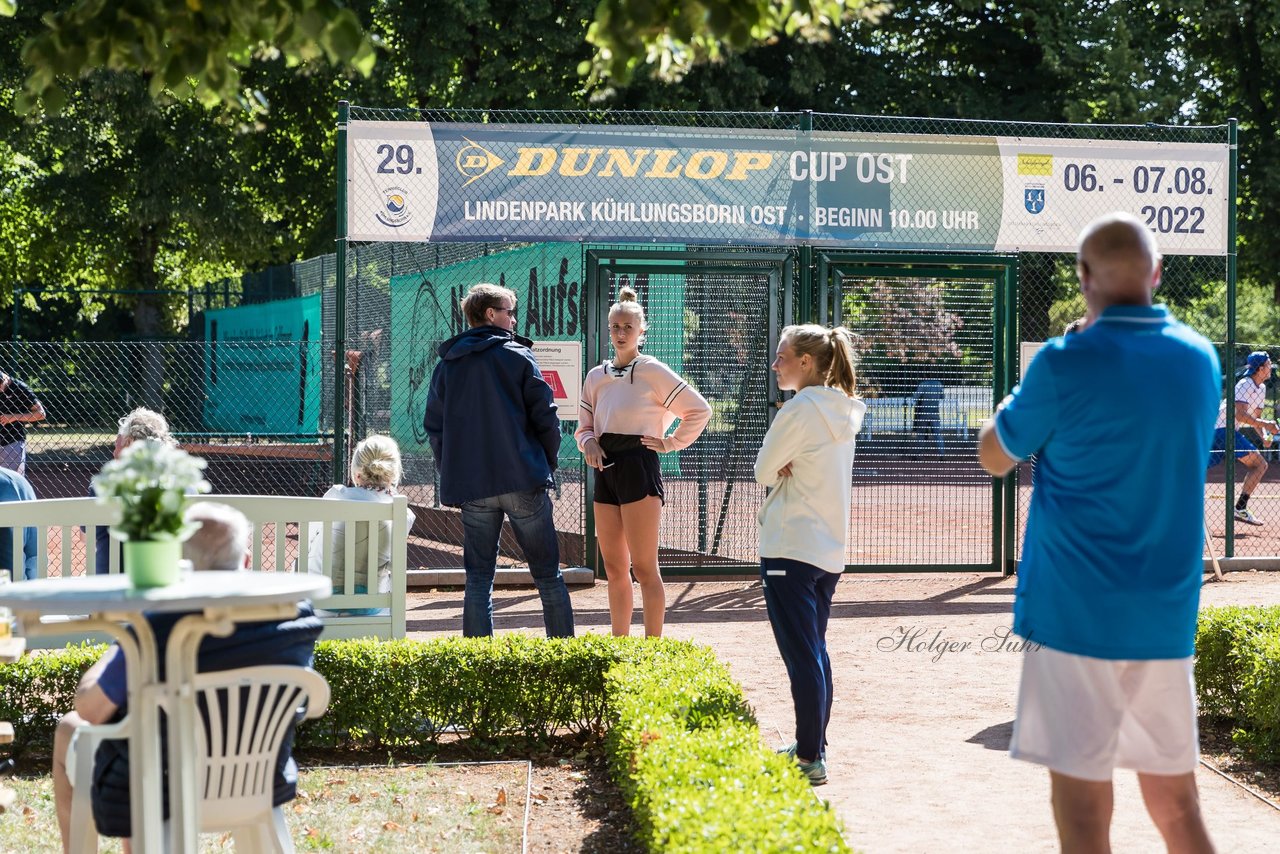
[586,245,786,571]
[0,340,333,575]
[4,109,1240,575]
[838,273,996,567]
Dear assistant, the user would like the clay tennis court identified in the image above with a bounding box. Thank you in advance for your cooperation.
[34,457,1280,575]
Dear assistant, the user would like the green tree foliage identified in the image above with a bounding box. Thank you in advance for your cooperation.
[368,0,598,109]
[9,0,377,114]
[1158,1,1280,296]
[585,0,885,86]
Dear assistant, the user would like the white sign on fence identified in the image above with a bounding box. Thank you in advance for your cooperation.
[532,341,582,420]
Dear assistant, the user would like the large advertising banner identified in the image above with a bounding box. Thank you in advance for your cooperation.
[203,293,322,433]
[388,243,686,470]
[347,121,1230,255]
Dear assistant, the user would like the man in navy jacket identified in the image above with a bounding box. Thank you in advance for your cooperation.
[424,283,574,638]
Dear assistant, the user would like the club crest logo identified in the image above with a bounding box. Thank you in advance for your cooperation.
[1023,186,1046,215]
[376,187,412,228]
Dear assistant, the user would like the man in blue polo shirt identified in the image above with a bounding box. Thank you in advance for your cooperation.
[979,213,1219,852]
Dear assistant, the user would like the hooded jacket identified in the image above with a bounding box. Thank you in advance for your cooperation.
[755,385,867,574]
[424,325,560,506]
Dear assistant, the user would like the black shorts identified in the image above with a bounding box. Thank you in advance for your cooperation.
[594,433,664,506]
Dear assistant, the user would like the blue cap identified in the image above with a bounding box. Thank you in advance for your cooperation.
[1239,351,1272,379]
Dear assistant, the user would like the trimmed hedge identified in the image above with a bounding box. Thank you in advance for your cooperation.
[0,642,104,753]
[1196,605,1280,760]
[305,634,618,748]
[606,645,849,852]
[0,634,851,852]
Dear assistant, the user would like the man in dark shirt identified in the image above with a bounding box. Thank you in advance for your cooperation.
[423,283,574,639]
[912,377,945,457]
[0,370,45,476]
[52,503,323,845]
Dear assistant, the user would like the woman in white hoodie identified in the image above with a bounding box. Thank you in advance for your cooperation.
[755,323,866,787]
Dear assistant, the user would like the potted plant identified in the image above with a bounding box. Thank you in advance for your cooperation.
[91,439,211,587]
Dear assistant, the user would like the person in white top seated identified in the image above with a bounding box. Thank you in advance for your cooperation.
[309,434,416,615]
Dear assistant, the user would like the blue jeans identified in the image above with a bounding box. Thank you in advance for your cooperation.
[461,489,574,638]
[761,557,840,762]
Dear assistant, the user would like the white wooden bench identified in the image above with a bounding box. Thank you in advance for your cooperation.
[1,495,408,646]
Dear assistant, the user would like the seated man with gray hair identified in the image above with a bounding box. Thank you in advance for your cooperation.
[53,502,323,848]
[183,501,251,571]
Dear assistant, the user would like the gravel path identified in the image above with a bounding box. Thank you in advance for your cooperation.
[406,570,1280,852]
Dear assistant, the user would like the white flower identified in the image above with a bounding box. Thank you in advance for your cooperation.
[91,440,211,541]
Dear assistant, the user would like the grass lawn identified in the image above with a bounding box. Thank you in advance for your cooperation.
[1,761,530,853]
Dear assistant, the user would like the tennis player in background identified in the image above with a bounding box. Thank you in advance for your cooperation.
[1206,350,1277,526]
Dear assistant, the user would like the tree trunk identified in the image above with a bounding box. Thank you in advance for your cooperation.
[130,225,169,412]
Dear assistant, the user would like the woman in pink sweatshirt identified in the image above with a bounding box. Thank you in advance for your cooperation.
[575,286,712,637]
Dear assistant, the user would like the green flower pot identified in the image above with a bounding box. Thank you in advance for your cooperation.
[123,539,183,588]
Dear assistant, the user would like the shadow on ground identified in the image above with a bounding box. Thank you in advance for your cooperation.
[406,577,1015,634]
[966,720,1014,752]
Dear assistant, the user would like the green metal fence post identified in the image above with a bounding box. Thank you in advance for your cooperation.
[1003,261,1020,576]
[333,100,349,485]
[799,111,814,325]
[992,263,1007,575]
[1226,118,1238,557]
[584,249,600,578]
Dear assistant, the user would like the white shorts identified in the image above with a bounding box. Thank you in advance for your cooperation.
[1009,645,1199,781]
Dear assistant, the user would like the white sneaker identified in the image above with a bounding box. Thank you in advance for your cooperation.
[1235,507,1264,526]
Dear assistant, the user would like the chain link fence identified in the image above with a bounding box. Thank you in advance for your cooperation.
[4,109,1240,575]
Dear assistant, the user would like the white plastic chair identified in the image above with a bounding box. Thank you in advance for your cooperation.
[68,665,330,853]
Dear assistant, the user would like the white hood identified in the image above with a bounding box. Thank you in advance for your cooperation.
[800,385,866,443]
[755,386,866,574]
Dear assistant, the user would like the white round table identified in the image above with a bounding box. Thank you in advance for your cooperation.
[0,571,329,854]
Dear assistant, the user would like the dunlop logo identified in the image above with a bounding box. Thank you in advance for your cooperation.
[456,138,505,186]
[455,145,774,182]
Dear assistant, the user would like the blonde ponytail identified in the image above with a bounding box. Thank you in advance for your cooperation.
[780,324,860,398]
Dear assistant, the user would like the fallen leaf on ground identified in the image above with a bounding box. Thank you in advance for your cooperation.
[383,821,404,831]
[348,793,361,803]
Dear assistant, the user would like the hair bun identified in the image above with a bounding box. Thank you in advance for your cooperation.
[618,286,638,302]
